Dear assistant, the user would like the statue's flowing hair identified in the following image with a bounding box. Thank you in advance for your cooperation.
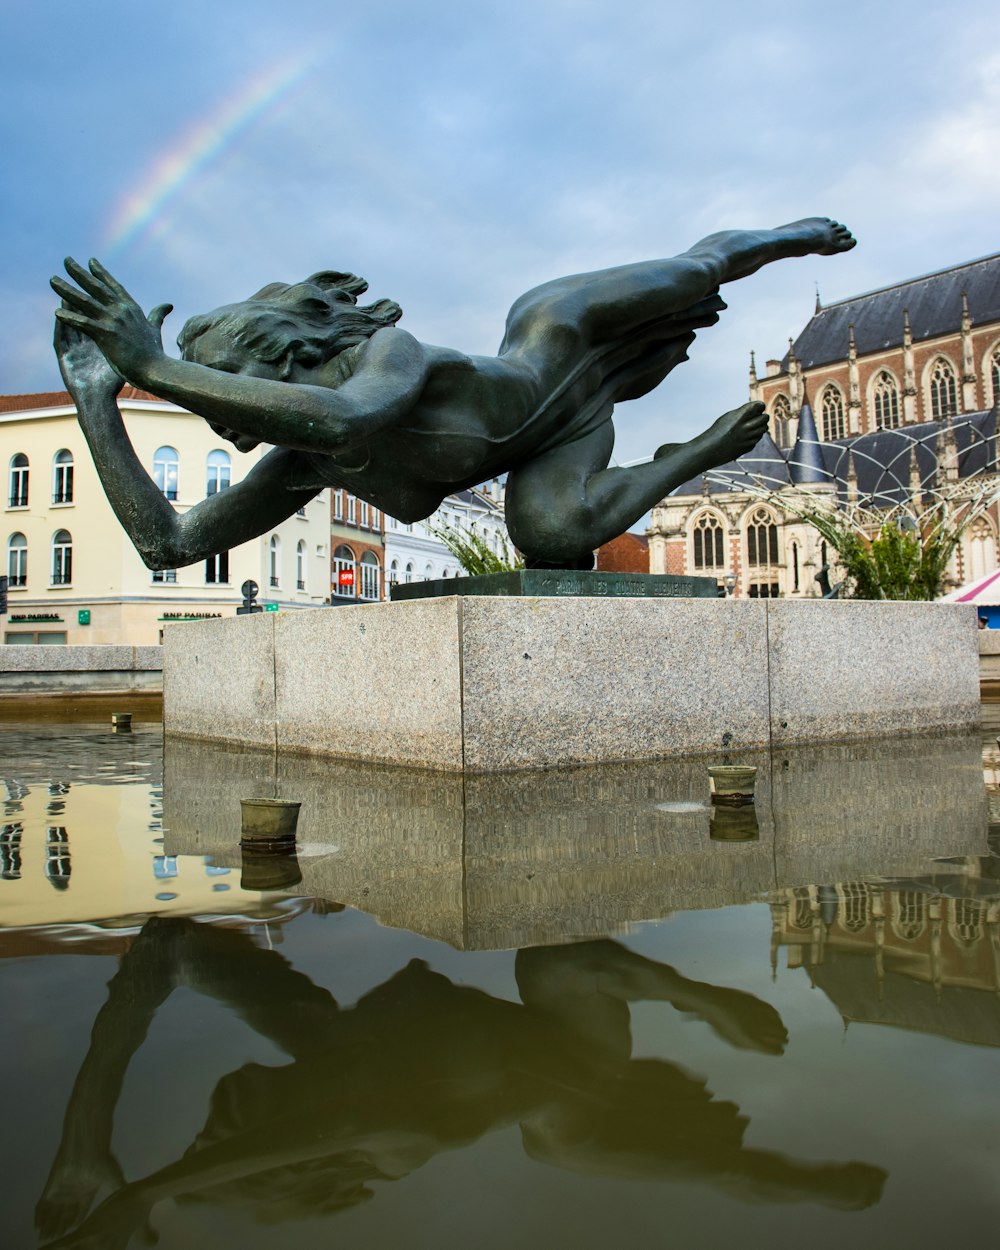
[177,271,403,374]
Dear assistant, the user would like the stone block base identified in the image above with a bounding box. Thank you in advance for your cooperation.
[162,597,980,771]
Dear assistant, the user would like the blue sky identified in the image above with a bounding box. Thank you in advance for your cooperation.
[3,0,998,465]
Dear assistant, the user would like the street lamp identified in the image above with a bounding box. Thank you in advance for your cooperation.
[723,573,737,597]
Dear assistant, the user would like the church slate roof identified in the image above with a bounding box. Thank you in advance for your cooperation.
[670,409,997,508]
[782,252,1000,370]
[671,430,791,497]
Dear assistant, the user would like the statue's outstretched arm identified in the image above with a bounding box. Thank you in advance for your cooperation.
[54,314,318,569]
[52,258,429,454]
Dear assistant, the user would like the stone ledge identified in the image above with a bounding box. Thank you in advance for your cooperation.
[164,598,981,771]
[0,644,163,672]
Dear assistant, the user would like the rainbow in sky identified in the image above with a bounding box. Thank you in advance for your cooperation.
[103,54,314,254]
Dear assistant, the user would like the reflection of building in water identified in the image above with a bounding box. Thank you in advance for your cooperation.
[1,823,22,880]
[44,826,71,891]
[770,862,1000,1046]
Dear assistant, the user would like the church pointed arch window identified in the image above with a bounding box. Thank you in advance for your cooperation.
[966,518,997,582]
[771,395,791,448]
[821,385,845,441]
[746,507,779,567]
[872,371,900,431]
[692,512,725,571]
[928,357,957,420]
[988,343,1000,408]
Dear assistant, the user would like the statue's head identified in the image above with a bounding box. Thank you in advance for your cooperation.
[177,272,402,451]
[178,271,402,371]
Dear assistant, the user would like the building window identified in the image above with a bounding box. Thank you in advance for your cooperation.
[8,454,28,508]
[821,385,845,441]
[747,582,780,598]
[346,495,356,525]
[692,513,725,571]
[747,507,778,567]
[334,491,344,521]
[872,372,900,430]
[359,501,369,528]
[206,449,231,496]
[371,508,380,529]
[771,395,791,448]
[51,530,72,585]
[7,532,27,587]
[929,358,957,420]
[389,559,399,584]
[269,536,281,588]
[990,346,1000,407]
[153,568,178,584]
[205,551,229,584]
[333,544,356,596]
[360,551,380,600]
[52,450,74,503]
[153,447,179,500]
[404,561,414,583]
[791,541,799,592]
[296,540,307,591]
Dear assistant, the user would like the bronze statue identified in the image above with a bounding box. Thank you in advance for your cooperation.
[52,219,854,569]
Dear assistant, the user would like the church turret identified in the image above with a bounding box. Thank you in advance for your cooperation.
[847,323,861,434]
[936,412,960,484]
[749,350,760,402]
[788,387,831,485]
[961,291,977,411]
[845,450,858,505]
[909,443,923,506]
[788,338,801,412]
[902,308,917,424]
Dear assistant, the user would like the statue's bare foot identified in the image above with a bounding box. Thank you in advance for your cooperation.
[665,400,769,466]
[776,217,856,256]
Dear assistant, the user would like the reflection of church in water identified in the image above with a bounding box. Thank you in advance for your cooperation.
[770,860,1000,1046]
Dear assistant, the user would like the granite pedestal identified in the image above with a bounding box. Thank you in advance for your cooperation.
[162,596,980,771]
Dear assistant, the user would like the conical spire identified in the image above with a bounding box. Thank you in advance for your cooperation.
[788,385,831,485]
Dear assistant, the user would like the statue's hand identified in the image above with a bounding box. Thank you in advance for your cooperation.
[54,311,123,404]
[51,258,172,390]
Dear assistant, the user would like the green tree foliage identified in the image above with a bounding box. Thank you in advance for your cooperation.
[426,522,524,575]
[800,506,962,600]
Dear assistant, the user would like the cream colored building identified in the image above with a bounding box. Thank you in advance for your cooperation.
[2,389,331,645]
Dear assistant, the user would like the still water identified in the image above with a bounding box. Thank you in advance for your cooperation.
[2,723,999,1248]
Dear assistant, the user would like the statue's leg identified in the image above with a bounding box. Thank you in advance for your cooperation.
[502,220,854,354]
[506,403,769,566]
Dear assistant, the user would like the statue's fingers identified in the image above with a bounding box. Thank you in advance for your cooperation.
[88,257,135,302]
[54,307,96,333]
[64,256,114,303]
[50,276,103,318]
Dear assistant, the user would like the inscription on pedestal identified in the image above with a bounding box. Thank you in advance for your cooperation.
[391,570,718,601]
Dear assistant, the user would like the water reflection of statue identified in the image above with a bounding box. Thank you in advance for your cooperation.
[37,916,884,1247]
[52,220,854,569]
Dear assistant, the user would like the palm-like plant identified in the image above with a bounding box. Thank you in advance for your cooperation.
[426,522,524,575]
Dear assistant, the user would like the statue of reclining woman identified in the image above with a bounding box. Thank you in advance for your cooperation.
[52,218,854,569]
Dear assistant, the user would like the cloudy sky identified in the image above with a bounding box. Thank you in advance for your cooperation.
[3,0,997,465]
